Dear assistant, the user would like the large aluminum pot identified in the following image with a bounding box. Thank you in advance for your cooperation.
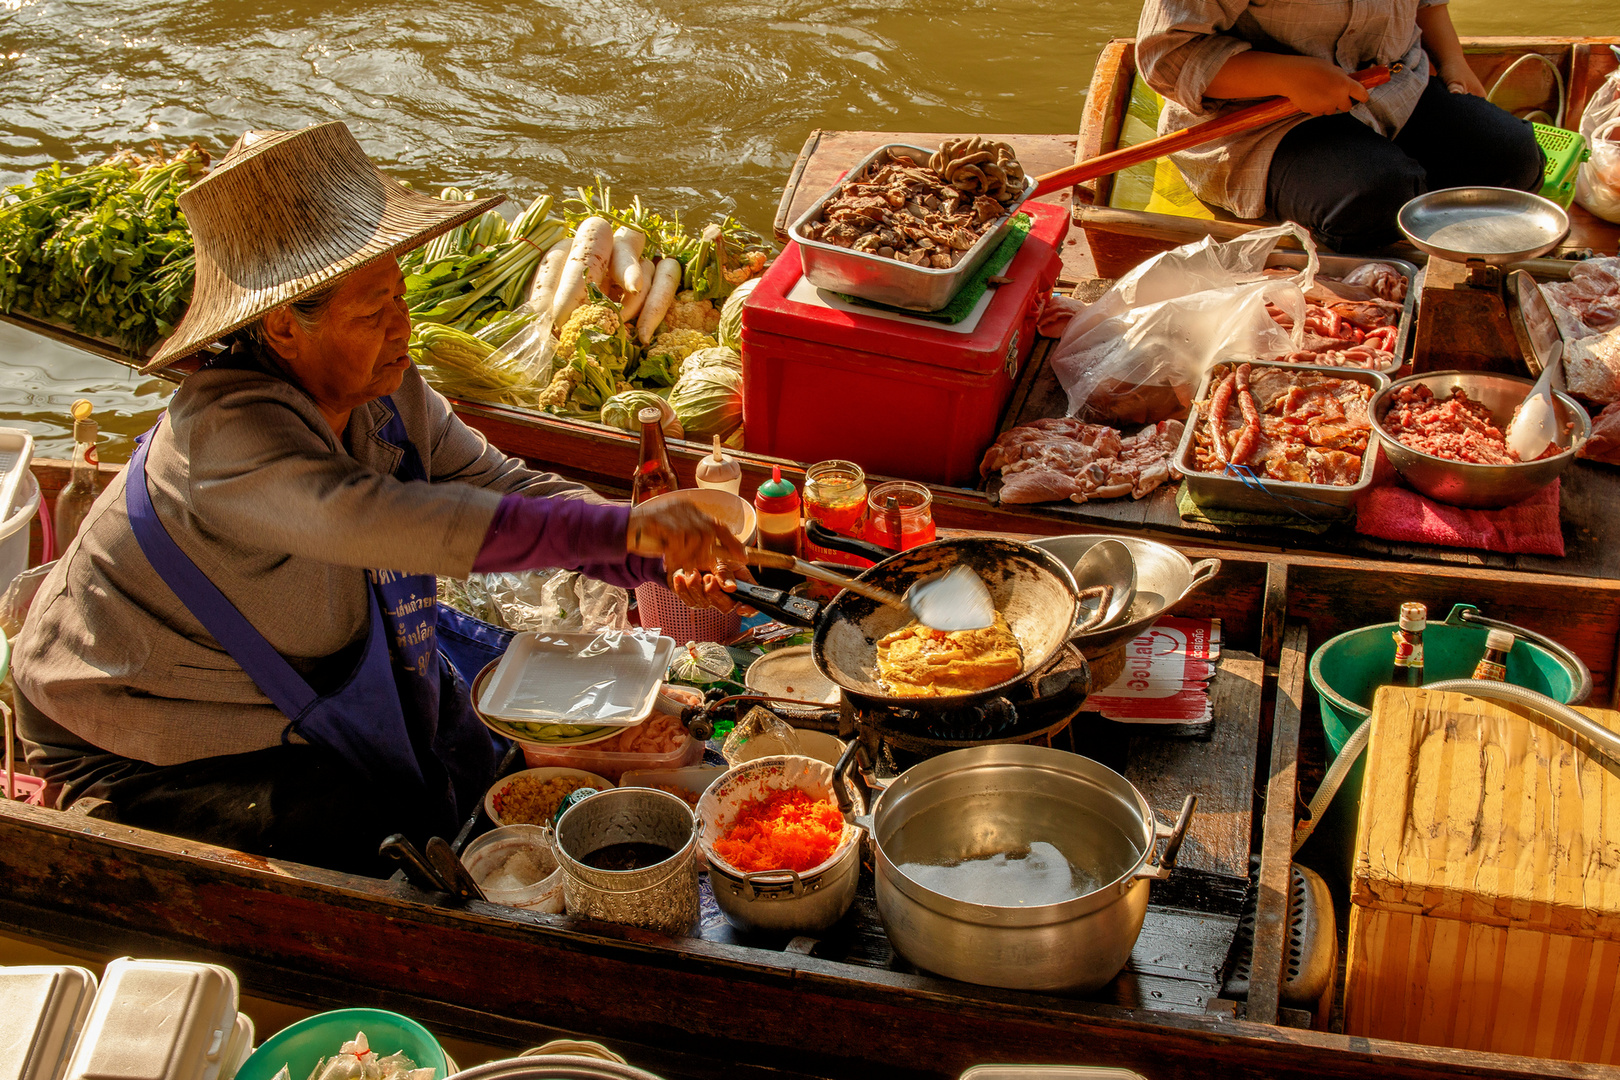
[861,744,1194,992]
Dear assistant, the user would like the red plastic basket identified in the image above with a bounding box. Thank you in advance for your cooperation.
[635,580,741,644]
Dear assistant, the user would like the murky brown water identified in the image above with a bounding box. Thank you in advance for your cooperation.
[0,0,1610,460]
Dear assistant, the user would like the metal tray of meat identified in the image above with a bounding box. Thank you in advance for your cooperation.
[1174,359,1390,520]
[1263,252,1420,374]
[789,141,1036,311]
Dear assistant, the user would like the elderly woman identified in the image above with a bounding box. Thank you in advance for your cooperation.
[12,122,743,874]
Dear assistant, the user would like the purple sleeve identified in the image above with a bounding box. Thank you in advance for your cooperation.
[472,494,665,588]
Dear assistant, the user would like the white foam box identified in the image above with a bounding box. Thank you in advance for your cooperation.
[62,959,239,1080]
[0,965,97,1080]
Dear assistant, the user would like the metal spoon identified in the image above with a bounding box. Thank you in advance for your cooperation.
[1507,272,1566,462]
[1072,539,1137,633]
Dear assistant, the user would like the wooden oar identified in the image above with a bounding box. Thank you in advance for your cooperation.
[1029,64,1398,199]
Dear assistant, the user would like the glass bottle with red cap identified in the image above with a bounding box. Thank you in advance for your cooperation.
[753,465,801,556]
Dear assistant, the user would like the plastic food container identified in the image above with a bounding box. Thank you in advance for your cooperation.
[461,823,566,914]
[1174,360,1388,519]
[477,630,676,727]
[234,1008,447,1080]
[0,964,97,1080]
[64,958,239,1080]
[618,765,726,808]
[521,730,704,784]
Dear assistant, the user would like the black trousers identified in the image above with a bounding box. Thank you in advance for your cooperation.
[16,691,446,877]
[1266,75,1545,252]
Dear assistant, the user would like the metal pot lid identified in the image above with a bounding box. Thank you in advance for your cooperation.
[1397,186,1569,265]
[743,646,839,705]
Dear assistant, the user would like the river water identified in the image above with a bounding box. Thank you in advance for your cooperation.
[0,0,1610,460]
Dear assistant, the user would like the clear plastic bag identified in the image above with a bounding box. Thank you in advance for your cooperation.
[1049,223,1316,425]
[1577,56,1620,224]
[437,569,630,634]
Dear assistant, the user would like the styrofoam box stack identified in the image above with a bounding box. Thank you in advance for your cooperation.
[47,958,253,1080]
[0,965,97,1080]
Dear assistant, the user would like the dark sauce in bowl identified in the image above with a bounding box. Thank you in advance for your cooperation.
[582,842,678,872]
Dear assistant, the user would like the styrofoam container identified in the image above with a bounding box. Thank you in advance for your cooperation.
[221,1014,254,1080]
[478,630,676,726]
[64,958,239,1080]
[0,965,97,1080]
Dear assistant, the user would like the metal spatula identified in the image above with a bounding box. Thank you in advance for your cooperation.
[745,548,995,631]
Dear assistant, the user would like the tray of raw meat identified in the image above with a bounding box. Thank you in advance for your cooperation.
[1175,359,1389,518]
[1257,254,1417,373]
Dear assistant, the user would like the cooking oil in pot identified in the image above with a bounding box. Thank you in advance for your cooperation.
[900,842,1090,906]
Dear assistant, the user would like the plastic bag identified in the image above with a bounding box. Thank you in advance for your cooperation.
[721,705,803,766]
[437,569,630,634]
[1049,223,1316,425]
[1577,55,1620,224]
[0,561,55,639]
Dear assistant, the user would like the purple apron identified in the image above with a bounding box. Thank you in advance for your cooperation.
[125,397,504,828]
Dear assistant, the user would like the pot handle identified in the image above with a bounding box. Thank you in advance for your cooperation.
[805,521,895,563]
[1448,604,1592,705]
[1185,559,1222,594]
[1071,585,1113,635]
[743,868,806,901]
[731,581,821,628]
[833,738,863,820]
[1136,794,1197,882]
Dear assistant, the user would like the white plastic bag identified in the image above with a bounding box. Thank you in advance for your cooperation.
[1576,56,1620,224]
[1049,223,1316,425]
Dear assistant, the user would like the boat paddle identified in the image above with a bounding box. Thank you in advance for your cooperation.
[1029,63,1398,199]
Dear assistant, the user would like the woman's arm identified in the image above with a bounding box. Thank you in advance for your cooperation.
[1205,52,1369,115]
[1416,2,1485,97]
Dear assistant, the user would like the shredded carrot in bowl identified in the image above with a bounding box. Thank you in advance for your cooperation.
[713,790,845,874]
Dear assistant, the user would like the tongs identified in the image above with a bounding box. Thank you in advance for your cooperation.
[742,547,995,632]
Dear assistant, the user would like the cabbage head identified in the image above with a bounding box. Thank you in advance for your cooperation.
[717,277,760,350]
[682,345,742,374]
[600,390,683,439]
[669,364,743,440]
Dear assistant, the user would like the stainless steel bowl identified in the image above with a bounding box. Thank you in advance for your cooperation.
[788,141,1036,312]
[1398,187,1570,265]
[1369,370,1590,509]
[1030,535,1221,659]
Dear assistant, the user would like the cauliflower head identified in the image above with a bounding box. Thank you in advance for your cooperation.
[647,328,718,366]
[537,366,575,410]
[557,302,622,356]
[661,290,721,335]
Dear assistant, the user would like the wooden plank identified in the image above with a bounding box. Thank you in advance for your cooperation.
[1260,560,1289,668]
[1125,651,1263,881]
[1251,620,1309,1025]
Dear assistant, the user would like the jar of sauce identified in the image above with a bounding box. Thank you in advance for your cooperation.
[863,480,935,552]
[753,465,801,556]
[802,459,867,563]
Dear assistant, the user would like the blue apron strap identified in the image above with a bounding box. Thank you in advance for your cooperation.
[125,424,320,722]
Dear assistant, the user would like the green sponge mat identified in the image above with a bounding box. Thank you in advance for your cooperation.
[1176,481,1333,534]
[834,213,1032,324]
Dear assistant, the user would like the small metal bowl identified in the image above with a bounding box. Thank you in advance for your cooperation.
[1369,370,1590,509]
[1398,187,1569,265]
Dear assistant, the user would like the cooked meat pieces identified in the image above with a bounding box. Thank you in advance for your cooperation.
[1258,264,1404,369]
[985,418,1183,505]
[803,143,1025,268]
[1192,365,1373,485]
[1379,384,1520,465]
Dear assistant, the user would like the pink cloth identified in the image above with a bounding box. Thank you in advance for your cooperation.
[1355,479,1565,556]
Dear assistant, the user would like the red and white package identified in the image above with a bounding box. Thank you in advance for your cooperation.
[1088,617,1221,725]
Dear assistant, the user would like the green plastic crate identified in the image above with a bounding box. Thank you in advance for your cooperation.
[1534,123,1589,208]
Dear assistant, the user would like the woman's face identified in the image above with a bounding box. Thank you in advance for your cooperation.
[262,257,413,425]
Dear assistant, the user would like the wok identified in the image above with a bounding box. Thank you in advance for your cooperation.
[1031,535,1222,657]
[737,531,1087,712]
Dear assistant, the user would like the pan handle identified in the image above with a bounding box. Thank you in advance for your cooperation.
[743,868,807,901]
[1133,794,1197,883]
[1185,559,1222,595]
[731,581,821,628]
[833,737,865,821]
[805,521,895,563]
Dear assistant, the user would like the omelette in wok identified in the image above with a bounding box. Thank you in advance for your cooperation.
[875,612,1025,697]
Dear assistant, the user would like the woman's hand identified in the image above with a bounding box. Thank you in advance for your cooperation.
[627,499,745,572]
[1439,59,1486,97]
[669,563,758,613]
[1206,53,1368,116]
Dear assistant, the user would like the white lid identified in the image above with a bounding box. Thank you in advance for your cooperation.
[478,630,676,726]
[64,958,240,1080]
[0,965,98,1080]
[219,1014,254,1080]
[1485,627,1516,652]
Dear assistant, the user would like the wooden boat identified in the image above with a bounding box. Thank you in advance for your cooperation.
[1074,36,1620,279]
[8,450,1620,1076]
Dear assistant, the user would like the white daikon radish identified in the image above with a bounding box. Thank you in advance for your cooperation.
[636,257,685,345]
[551,216,615,325]
[611,226,648,294]
[621,256,657,322]
[525,238,573,312]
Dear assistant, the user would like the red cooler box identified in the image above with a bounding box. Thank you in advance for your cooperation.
[740,199,1068,487]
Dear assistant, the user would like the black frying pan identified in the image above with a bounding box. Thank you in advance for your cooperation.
[737,532,1084,713]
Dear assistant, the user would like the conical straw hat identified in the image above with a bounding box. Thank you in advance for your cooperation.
[143,121,503,372]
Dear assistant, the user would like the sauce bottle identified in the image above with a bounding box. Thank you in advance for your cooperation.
[694,435,742,495]
[631,406,679,505]
[753,465,801,556]
[1390,602,1425,687]
[53,399,99,551]
[1472,628,1515,682]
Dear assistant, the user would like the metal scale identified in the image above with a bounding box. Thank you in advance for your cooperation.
[1399,187,1575,372]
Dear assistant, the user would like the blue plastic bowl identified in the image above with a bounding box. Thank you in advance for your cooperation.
[235,1008,447,1080]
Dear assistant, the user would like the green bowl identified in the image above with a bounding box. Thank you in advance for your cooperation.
[235,1008,447,1080]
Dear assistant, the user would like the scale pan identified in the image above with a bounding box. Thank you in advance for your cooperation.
[1398,186,1568,265]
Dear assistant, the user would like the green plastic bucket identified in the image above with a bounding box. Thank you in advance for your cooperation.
[1304,604,1587,885]
[236,1008,448,1080]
